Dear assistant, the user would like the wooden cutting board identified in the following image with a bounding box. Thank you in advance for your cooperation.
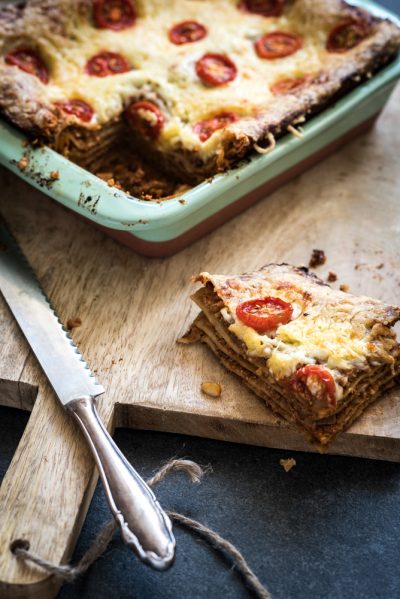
[0,84,400,598]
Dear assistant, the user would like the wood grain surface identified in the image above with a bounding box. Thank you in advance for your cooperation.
[0,84,399,598]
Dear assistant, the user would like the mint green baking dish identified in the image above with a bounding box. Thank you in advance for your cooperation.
[0,0,399,256]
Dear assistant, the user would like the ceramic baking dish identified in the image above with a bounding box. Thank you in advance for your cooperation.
[0,0,399,257]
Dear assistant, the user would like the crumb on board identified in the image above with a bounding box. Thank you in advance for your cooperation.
[340,284,349,292]
[309,249,326,268]
[377,263,384,269]
[280,458,297,473]
[201,381,222,398]
[49,170,59,180]
[66,317,82,330]
[18,156,29,171]
[179,199,186,204]
[327,271,337,282]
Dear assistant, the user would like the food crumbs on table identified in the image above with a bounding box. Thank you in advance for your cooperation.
[201,381,222,398]
[179,199,186,204]
[280,458,296,472]
[340,283,349,292]
[327,271,337,282]
[309,249,326,268]
[66,317,82,330]
[18,156,29,171]
[107,178,115,186]
[50,170,59,180]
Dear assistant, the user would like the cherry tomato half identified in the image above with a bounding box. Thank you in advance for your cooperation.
[238,0,284,17]
[5,47,49,83]
[125,101,164,140]
[196,53,237,87]
[270,75,311,95]
[255,31,302,59]
[169,20,207,45]
[326,19,371,53]
[292,364,337,407]
[85,51,130,77]
[93,0,136,30]
[194,112,239,142]
[236,297,293,333]
[55,99,94,122]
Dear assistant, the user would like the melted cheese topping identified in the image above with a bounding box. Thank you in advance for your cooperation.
[228,303,373,382]
[270,316,370,378]
[1,0,336,158]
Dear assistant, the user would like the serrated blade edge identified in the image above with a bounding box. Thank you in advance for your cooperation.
[0,223,104,404]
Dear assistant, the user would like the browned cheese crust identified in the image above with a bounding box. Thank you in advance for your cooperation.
[0,0,399,183]
[184,264,400,446]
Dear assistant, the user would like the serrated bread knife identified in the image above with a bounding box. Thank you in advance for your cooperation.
[0,223,175,571]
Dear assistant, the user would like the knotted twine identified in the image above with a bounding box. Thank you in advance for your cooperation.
[12,458,271,599]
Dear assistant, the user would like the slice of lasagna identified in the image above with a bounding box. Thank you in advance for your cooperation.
[0,0,399,186]
[183,264,400,446]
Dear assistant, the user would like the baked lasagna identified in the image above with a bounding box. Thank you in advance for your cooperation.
[0,0,399,195]
[182,264,400,446]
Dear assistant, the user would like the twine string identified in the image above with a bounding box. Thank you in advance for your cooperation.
[13,458,271,599]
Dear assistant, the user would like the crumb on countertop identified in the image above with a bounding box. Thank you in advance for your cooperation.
[280,458,297,473]
[309,249,326,268]
[327,271,337,282]
[340,284,349,292]
[66,317,82,330]
[49,170,59,180]
[201,381,222,398]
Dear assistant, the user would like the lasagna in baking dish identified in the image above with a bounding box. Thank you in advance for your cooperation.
[0,0,399,196]
[182,264,400,447]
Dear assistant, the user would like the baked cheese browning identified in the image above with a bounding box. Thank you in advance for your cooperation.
[0,0,399,184]
[185,264,400,445]
[193,312,399,446]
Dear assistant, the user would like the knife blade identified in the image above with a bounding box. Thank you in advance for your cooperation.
[0,222,175,570]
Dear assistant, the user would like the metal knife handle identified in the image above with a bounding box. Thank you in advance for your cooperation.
[67,395,175,570]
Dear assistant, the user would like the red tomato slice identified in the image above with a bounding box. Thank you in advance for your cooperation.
[238,0,284,17]
[194,112,239,142]
[270,75,310,95]
[5,47,49,83]
[169,20,207,45]
[125,101,164,140]
[85,51,130,77]
[255,32,302,59]
[326,19,371,53]
[292,365,336,407]
[93,0,136,30]
[55,99,94,122]
[196,53,237,86]
[236,297,293,333]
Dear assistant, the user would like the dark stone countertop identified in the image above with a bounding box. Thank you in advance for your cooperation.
[2,404,400,599]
